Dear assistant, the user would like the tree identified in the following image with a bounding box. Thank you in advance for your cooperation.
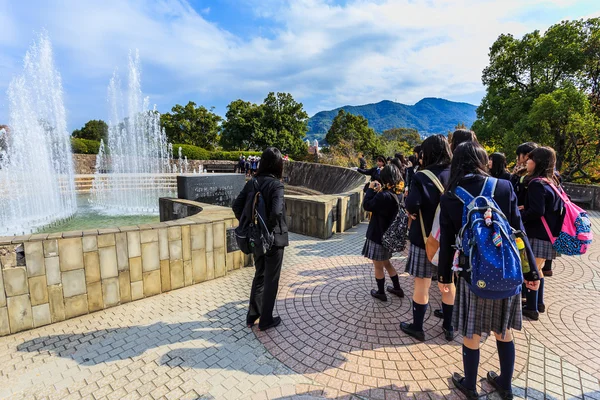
[160,101,222,149]
[326,110,380,157]
[381,128,422,148]
[220,100,264,151]
[473,17,600,182]
[72,120,108,142]
[260,92,309,156]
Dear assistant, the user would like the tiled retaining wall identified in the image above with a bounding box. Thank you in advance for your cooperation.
[0,204,249,337]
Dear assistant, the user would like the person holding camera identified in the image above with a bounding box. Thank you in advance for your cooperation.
[362,164,405,302]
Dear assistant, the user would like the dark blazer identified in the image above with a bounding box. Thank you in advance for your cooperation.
[492,171,511,181]
[232,174,289,247]
[406,166,417,189]
[405,165,450,248]
[357,166,382,183]
[521,179,564,241]
[362,188,400,245]
[438,175,540,284]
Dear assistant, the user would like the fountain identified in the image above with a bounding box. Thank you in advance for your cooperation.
[90,51,173,213]
[0,33,76,236]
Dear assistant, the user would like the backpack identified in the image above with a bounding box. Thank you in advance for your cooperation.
[234,179,274,257]
[417,170,445,265]
[382,193,409,253]
[534,178,593,255]
[454,177,523,300]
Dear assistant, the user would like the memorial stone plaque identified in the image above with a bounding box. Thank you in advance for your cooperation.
[177,174,246,207]
[226,228,240,253]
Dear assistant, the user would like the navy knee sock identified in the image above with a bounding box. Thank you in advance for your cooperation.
[537,278,545,306]
[390,274,401,290]
[442,303,453,330]
[543,259,552,271]
[525,288,538,311]
[462,345,480,391]
[412,301,428,331]
[496,341,515,390]
[521,283,527,299]
[376,278,385,294]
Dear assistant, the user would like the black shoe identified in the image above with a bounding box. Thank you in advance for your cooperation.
[386,285,404,298]
[522,307,539,321]
[432,275,438,282]
[400,322,425,342]
[370,289,388,302]
[434,309,444,319]
[537,303,546,313]
[451,373,479,399]
[443,327,455,341]
[542,269,553,277]
[246,316,259,328]
[487,371,514,400]
[258,316,281,331]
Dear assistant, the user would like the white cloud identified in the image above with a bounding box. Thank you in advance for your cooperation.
[0,0,597,122]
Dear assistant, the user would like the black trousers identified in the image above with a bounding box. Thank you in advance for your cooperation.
[247,246,285,327]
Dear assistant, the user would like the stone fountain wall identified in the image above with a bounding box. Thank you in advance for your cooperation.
[0,205,250,336]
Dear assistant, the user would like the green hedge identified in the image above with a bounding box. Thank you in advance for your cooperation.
[71,138,100,155]
[172,144,262,161]
[71,139,268,161]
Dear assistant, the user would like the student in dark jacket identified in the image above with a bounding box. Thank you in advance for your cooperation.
[362,164,405,301]
[232,147,289,331]
[520,147,563,320]
[400,134,454,342]
[510,142,538,206]
[488,152,511,181]
[450,129,478,153]
[358,155,386,183]
[438,142,540,399]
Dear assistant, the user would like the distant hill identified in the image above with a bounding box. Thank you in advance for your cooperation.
[307,98,477,142]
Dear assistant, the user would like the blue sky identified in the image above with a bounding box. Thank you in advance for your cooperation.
[1,0,599,131]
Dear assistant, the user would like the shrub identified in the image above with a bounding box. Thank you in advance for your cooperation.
[172,144,262,161]
[71,138,101,154]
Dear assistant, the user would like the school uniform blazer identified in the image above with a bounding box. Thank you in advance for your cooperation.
[405,165,450,249]
[362,189,400,245]
[521,179,564,241]
[232,174,289,247]
[437,175,540,284]
[357,167,381,183]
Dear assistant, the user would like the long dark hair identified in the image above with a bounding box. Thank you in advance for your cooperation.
[380,164,403,194]
[421,134,452,170]
[256,147,284,179]
[516,141,538,156]
[489,152,508,178]
[447,142,489,191]
[450,129,478,152]
[390,157,406,177]
[524,147,559,185]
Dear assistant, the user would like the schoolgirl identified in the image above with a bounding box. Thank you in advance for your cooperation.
[489,153,511,181]
[400,134,454,341]
[510,142,538,204]
[450,129,478,153]
[520,147,563,320]
[362,164,405,301]
[438,142,540,399]
[357,155,386,184]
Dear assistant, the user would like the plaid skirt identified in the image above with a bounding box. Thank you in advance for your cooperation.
[453,277,522,339]
[405,244,437,278]
[362,239,392,261]
[530,238,557,260]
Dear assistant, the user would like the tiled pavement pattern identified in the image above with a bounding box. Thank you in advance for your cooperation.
[1,213,600,399]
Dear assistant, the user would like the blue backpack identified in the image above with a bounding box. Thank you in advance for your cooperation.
[454,178,523,300]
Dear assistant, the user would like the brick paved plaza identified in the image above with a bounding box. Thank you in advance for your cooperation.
[1,214,600,400]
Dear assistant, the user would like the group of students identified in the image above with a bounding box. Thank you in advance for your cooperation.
[361,130,565,399]
[238,155,261,176]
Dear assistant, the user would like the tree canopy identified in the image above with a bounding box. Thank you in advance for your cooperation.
[160,101,222,150]
[325,110,380,157]
[72,120,108,142]
[473,18,600,182]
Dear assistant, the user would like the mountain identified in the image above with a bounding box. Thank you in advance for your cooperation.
[306,98,478,142]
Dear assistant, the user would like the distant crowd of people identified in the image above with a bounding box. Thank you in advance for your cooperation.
[232,131,590,400]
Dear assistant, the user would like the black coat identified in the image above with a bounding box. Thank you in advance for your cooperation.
[362,188,400,245]
[232,174,289,247]
[521,179,564,241]
[437,175,540,284]
[405,165,450,248]
[357,167,382,183]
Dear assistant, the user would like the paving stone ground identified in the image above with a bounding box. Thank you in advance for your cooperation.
[1,212,600,399]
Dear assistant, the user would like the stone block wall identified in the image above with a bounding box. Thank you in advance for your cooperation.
[285,195,339,239]
[0,205,250,337]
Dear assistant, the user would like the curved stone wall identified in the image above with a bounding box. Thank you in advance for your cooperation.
[284,162,366,194]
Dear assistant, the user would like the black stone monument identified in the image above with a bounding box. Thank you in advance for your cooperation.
[177,173,246,207]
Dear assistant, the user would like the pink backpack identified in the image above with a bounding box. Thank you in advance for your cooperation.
[536,178,593,255]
